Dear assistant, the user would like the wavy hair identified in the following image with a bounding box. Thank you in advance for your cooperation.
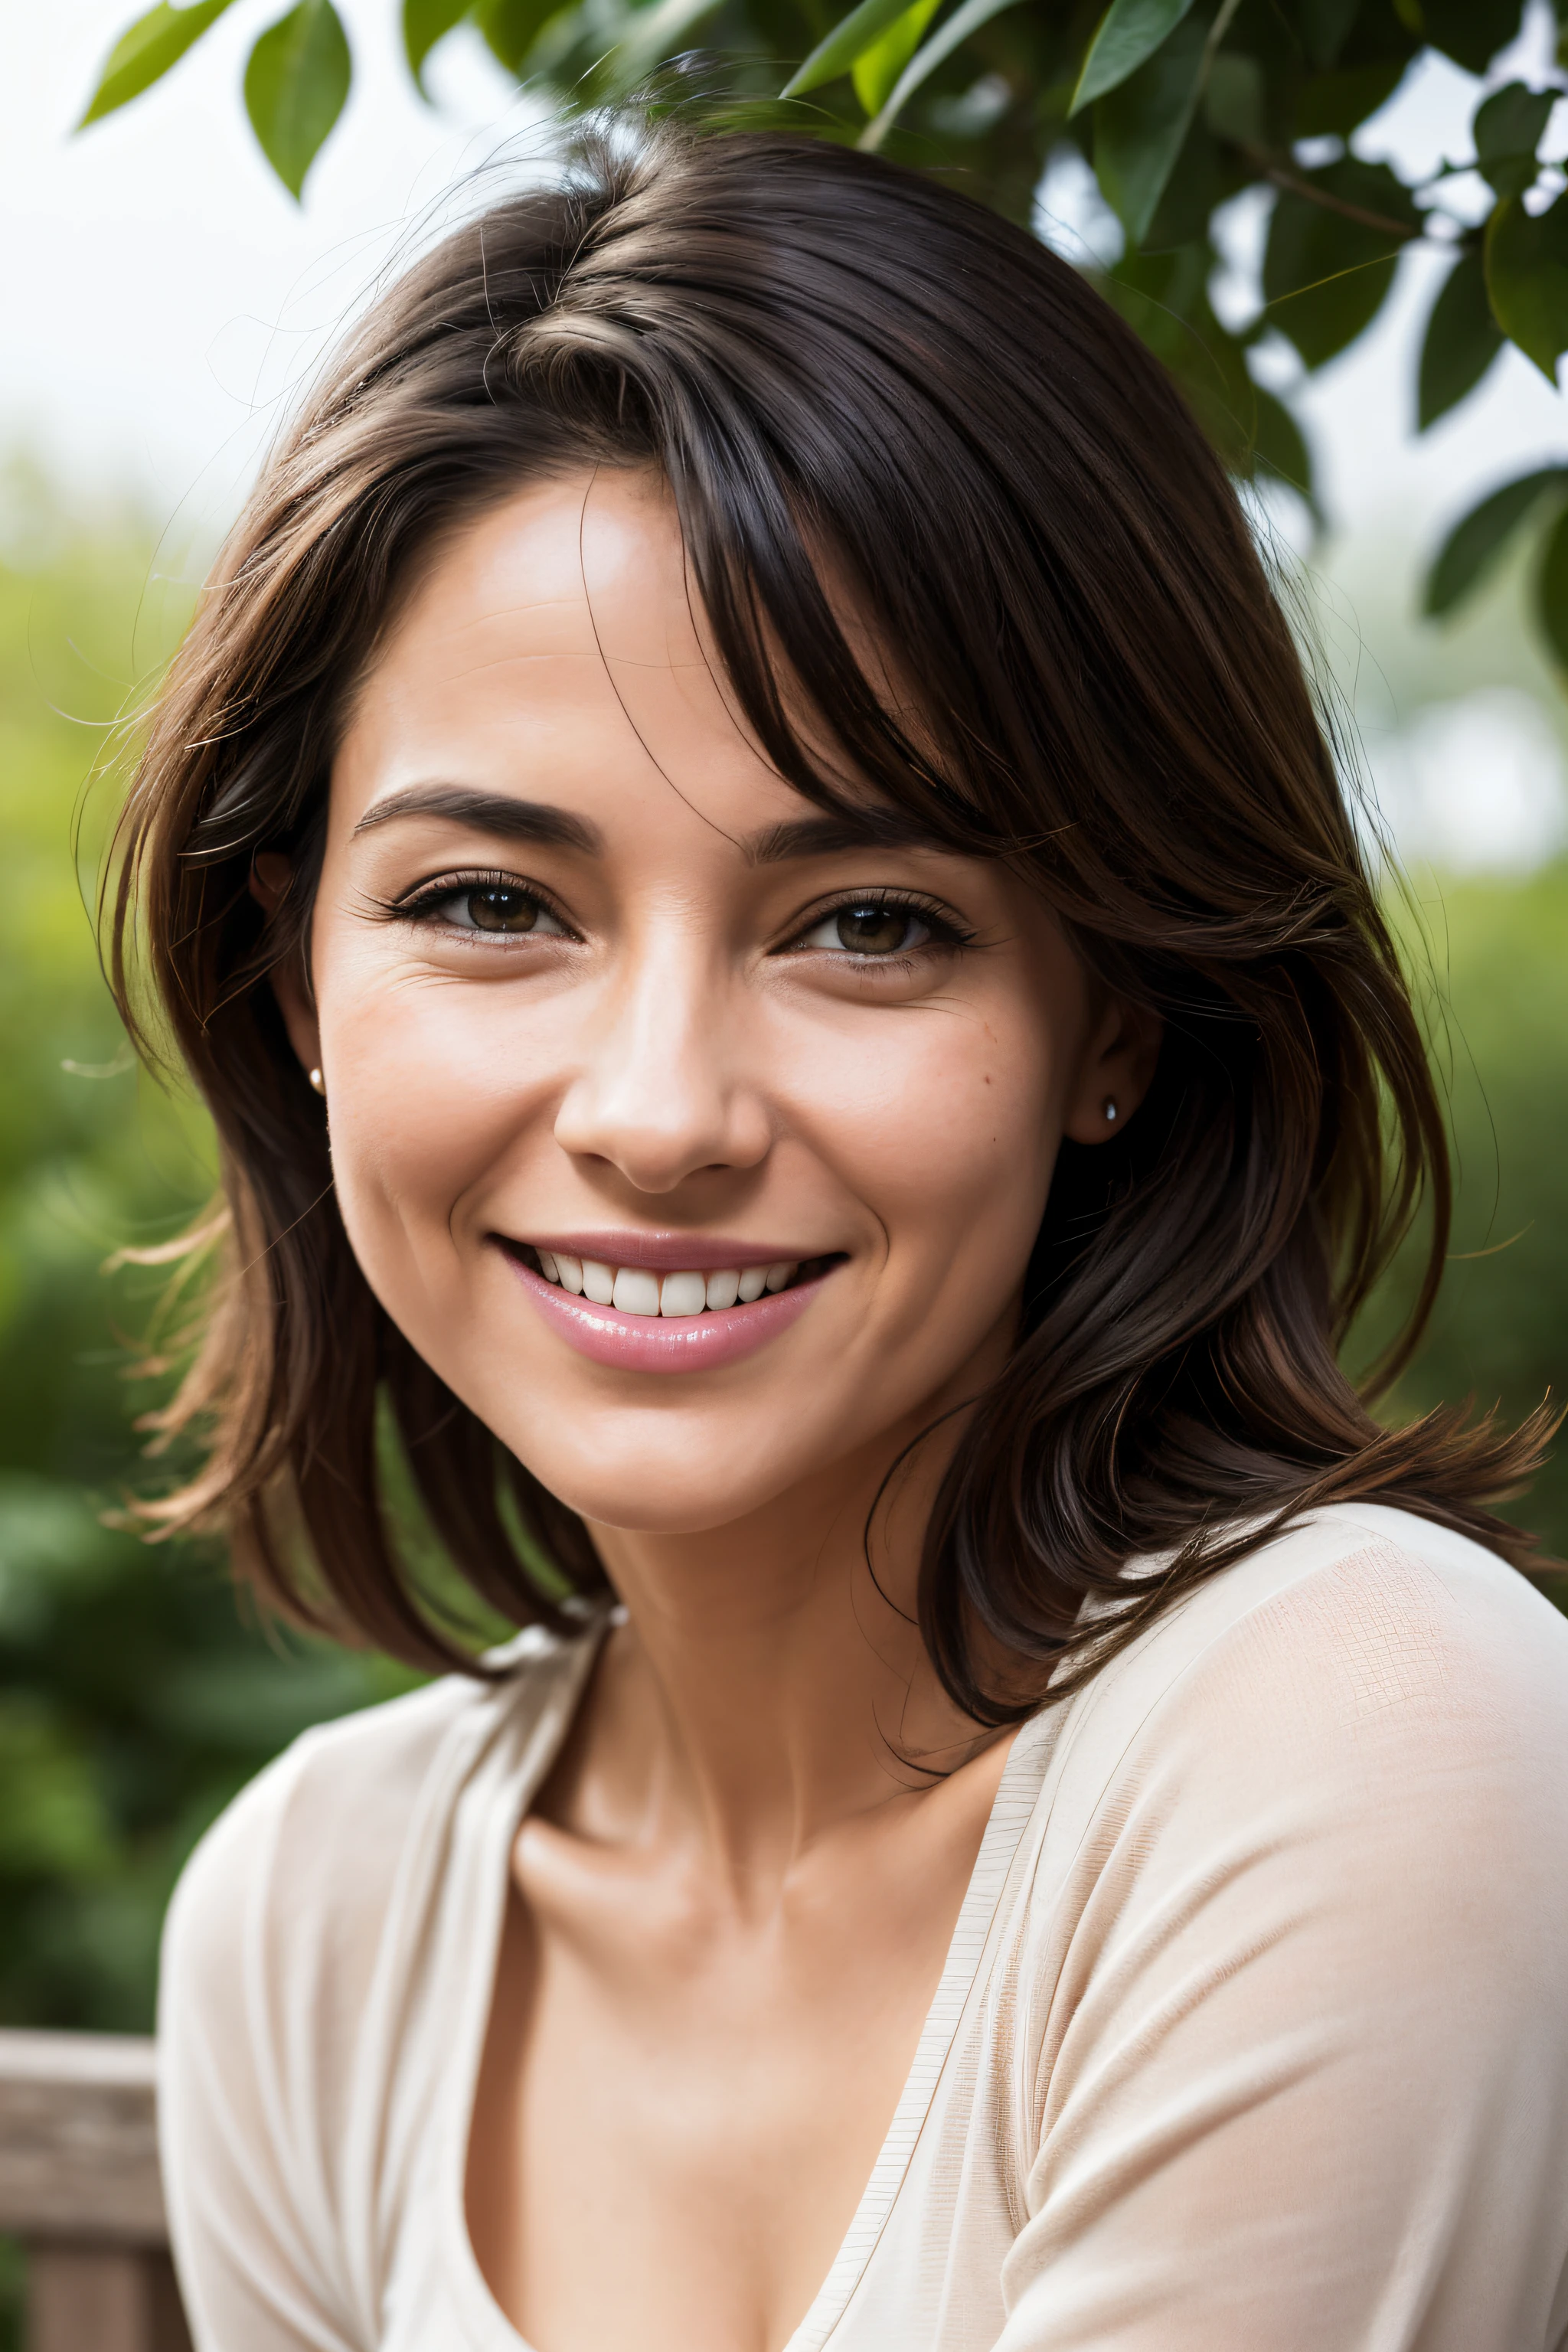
[109,121,1551,1714]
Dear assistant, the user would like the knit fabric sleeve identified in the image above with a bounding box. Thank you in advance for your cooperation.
[995,1526,1568,2350]
[157,1673,505,2352]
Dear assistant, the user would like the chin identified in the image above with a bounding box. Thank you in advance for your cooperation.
[507,1438,809,1538]
[478,1380,877,1538]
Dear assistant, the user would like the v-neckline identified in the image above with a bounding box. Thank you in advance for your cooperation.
[779,1700,1059,2352]
[443,1615,1060,2352]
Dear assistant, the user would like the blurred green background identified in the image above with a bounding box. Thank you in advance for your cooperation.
[0,465,1563,2074]
[0,475,421,2054]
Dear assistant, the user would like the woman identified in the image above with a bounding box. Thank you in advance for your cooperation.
[117,124,1568,2350]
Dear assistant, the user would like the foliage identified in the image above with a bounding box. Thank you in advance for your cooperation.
[0,488,421,2043]
[67,0,1568,668]
[243,0,353,197]
[1353,858,1568,1555]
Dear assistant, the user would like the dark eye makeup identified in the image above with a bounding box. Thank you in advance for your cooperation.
[376,871,974,962]
[380,871,574,937]
[782,889,975,961]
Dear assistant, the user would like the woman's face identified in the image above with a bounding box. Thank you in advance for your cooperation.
[280,472,1145,1537]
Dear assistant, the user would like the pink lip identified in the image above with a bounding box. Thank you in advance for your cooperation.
[520,1230,818,1274]
[505,1256,827,1374]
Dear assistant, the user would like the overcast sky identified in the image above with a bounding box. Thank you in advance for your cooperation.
[3,0,1567,867]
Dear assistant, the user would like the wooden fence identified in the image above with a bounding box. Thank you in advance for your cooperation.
[0,2030,189,2352]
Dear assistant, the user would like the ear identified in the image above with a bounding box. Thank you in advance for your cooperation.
[1062,991,1162,1147]
[250,853,323,1084]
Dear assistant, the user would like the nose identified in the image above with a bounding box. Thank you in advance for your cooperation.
[552,926,772,1194]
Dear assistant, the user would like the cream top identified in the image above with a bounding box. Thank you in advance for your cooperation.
[158,1502,1568,2350]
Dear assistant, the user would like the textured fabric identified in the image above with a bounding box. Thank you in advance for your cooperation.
[158,1504,1568,2350]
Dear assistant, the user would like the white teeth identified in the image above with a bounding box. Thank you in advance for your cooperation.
[533,1251,807,1312]
[612,1266,662,1316]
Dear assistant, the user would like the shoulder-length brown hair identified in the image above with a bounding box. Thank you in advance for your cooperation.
[109,119,1550,1719]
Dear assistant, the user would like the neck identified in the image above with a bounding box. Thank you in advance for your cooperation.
[580,1403,995,1893]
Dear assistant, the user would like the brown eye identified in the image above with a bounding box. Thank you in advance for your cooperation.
[466,888,541,933]
[805,902,930,955]
[835,905,911,952]
[795,900,936,956]
[405,878,567,937]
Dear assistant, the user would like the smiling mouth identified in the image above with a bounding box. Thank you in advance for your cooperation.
[503,1242,843,1316]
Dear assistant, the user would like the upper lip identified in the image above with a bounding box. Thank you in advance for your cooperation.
[498,1230,831,1274]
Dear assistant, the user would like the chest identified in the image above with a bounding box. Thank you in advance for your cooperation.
[466,1822,986,2352]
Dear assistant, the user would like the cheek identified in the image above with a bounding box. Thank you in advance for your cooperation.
[312,958,558,1287]
[777,995,1060,1290]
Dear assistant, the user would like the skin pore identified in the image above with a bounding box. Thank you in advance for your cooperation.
[258,469,1158,2352]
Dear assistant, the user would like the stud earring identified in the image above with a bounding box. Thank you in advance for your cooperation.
[1103,1097,1118,1123]
[309,1067,325,1097]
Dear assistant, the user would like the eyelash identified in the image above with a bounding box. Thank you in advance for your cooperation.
[381,872,975,962]
[384,870,577,935]
[780,888,975,963]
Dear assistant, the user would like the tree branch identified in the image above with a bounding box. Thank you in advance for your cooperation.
[1240,145,1424,242]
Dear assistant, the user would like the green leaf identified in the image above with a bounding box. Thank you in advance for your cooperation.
[243,0,351,200]
[1262,158,1418,370]
[1423,467,1568,618]
[1419,0,1524,76]
[1107,244,1217,350]
[858,0,1028,144]
[474,0,564,74]
[1072,0,1196,115]
[404,0,472,93]
[852,0,942,115]
[1295,0,1357,70]
[1294,57,1407,140]
[1250,383,1315,508]
[1203,51,1263,149]
[1486,189,1568,381]
[783,0,929,98]
[1143,118,1219,248]
[1102,249,1315,509]
[77,0,237,127]
[1472,81,1554,203]
[1093,9,1211,250]
[598,0,727,93]
[1535,500,1568,671]
[1418,247,1504,430]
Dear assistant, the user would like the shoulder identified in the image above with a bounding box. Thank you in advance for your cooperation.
[156,1616,605,2338]
[1002,1506,1568,2148]
[1037,1503,1568,1936]
[160,1619,596,2037]
[1086,1499,1568,1751]
[998,1513,1568,2338]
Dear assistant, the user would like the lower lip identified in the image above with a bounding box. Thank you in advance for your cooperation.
[505,1257,828,1373]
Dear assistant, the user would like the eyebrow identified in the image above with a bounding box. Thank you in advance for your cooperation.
[351,784,601,853]
[741,809,949,865]
[351,784,945,866]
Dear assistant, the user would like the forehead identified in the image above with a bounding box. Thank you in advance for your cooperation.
[332,467,807,844]
[387,467,699,673]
